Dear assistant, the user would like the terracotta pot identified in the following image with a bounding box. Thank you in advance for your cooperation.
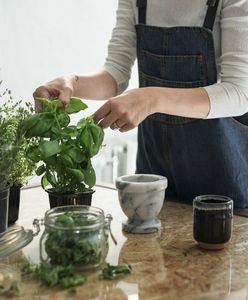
[8,184,22,224]
[46,189,95,209]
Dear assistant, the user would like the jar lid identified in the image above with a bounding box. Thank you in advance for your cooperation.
[0,221,40,259]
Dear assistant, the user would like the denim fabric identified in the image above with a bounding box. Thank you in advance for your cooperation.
[135,18,248,208]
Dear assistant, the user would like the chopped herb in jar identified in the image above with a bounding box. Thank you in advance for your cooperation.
[45,212,104,266]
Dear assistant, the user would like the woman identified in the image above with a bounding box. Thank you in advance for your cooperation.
[34,0,248,208]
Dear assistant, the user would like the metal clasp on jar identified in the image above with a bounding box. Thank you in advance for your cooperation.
[105,214,117,245]
[32,218,43,236]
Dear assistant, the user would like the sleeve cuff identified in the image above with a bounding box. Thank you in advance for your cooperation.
[203,84,234,119]
[103,64,129,95]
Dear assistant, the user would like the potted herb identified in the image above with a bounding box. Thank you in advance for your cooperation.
[0,142,18,232]
[20,97,104,208]
[0,87,23,231]
[0,86,37,224]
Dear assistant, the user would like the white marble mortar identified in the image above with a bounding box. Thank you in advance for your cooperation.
[115,174,168,233]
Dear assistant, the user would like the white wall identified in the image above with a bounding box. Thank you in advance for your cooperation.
[0,0,138,184]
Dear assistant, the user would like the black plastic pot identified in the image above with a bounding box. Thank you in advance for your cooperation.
[0,185,10,233]
[46,189,95,209]
[8,184,22,224]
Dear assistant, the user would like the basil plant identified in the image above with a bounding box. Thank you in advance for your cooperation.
[20,98,104,194]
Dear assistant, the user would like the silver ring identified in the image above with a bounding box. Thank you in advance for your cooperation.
[110,121,121,130]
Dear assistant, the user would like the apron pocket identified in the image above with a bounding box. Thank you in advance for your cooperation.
[140,71,206,88]
[141,49,207,85]
[230,114,248,131]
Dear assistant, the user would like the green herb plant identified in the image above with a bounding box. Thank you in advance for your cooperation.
[0,81,37,188]
[20,97,104,194]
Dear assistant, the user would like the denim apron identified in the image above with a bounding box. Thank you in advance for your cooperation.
[135,0,248,208]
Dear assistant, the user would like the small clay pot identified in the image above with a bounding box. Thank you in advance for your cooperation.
[46,189,95,209]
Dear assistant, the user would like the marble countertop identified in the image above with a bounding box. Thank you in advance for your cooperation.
[2,185,248,300]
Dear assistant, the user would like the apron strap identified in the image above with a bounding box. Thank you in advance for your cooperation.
[203,0,220,31]
[136,0,147,24]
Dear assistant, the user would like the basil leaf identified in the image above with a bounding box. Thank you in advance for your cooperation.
[79,127,93,156]
[41,174,49,189]
[67,148,85,163]
[20,114,40,133]
[36,164,46,176]
[82,163,96,188]
[39,140,61,159]
[57,112,70,127]
[65,98,88,114]
[35,97,51,107]
[67,168,84,182]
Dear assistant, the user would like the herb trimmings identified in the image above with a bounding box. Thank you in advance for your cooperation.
[22,263,86,289]
[102,263,133,279]
[22,262,133,290]
[44,211,103,266]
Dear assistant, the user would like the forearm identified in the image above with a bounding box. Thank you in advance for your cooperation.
[72,69,118,100]
[148,87,210,119]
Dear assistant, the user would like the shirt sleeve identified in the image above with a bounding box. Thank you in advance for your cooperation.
[205,0,248,119]
[103,0,137,95]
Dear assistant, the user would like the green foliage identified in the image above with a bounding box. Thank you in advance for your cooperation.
[101,263,133,279]
[20,97,104,194]
[0,82,37,187]
[45,212,103,266]
[22,262,87,289]
[21,261,132,291]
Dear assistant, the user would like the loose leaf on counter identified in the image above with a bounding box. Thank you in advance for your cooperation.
[22,262,87,289]
[101,264,133,280]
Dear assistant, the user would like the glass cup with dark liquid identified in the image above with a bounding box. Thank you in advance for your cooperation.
[193,195,233,250]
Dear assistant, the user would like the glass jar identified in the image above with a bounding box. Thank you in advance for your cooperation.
[193,195,233,250]
[39,205,114,269]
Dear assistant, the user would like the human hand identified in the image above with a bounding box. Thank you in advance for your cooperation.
[33,74,76,111]
[94,88,154,132]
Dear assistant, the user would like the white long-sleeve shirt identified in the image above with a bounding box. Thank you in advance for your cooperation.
[103,0,248,119]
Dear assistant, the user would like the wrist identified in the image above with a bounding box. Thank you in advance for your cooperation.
[69,73,81,96]
[143,87,161,115]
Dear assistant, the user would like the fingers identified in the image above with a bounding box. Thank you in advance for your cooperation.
[119,123,136,132]
[94,102,110,124]
[109,120,127,130]
[33,79,73,111]
[94,98,135,132]
[34,86,55,112]
[58,87,72,106]
[33,86,52,100]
